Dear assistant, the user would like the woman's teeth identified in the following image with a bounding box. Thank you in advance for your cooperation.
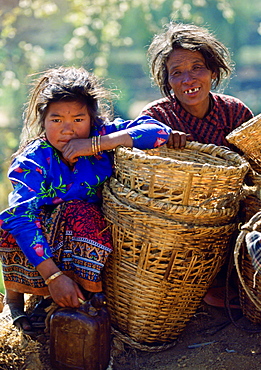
[184,87,200,94]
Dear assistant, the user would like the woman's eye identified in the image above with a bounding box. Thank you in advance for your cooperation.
[193,64,205,70]
[170,71,180,77]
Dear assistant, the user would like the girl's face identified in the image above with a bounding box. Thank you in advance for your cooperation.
[44,100,91,152]
[166,49,216,118]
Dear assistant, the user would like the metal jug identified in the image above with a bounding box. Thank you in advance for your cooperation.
[50,292,111,370]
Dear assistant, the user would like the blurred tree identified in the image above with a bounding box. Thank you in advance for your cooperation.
[1,1,260,116]
[0,0,260,152]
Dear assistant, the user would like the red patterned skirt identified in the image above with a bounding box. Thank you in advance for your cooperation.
[0,200,113,295]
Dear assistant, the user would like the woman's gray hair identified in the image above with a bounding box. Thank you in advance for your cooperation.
[148,23,233,98]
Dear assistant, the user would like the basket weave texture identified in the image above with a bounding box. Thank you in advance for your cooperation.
[108,176,239,226]
[102,183,237,344]
[114,142,249,209]
[235,212,261,323]
[226,114,261,167]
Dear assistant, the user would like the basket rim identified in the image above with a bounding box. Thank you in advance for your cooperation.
[226,113,261,143]
[116,141,249,173]
[108,177,239,218]
[102,182,237,231]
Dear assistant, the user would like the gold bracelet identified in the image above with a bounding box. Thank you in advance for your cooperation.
[94,136,98,154]
[91,136,96,155]
[45,271,63,286]
[97,135,102,154]
[91,136,99,155]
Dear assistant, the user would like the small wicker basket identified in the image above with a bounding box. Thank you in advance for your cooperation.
[226,114,261,167]
[114,142,249,209]
[102,184,237,344]
[234,212,261,323]
[108,177,239,226]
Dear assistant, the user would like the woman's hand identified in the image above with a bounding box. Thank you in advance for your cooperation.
[167,130,188,149]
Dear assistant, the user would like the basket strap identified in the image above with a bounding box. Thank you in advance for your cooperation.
[224,244,261,334]
[234,221,261,311]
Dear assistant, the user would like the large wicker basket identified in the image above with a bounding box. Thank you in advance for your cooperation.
[234,212,261,323]
[114,142,249,209]
[226,114,261,167]
[102,184,237,344]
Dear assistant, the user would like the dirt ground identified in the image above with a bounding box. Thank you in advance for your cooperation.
[111,302,261,370]
[1,297,261,370]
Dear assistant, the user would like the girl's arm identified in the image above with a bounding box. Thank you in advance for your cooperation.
[0,142,86,307]
[62,130,133,162]
[62,115,186,163]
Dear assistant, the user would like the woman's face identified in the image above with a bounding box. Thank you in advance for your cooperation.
[166,49,216,117]
[44,100,91,152]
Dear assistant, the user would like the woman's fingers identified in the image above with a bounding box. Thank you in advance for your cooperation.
[167,130,188,149]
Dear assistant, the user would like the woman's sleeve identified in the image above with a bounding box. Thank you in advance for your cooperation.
[0,152,54,267]
[101,115,172,149]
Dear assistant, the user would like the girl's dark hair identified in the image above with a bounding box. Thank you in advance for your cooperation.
[20,66,114,148]
[148,22,233,98]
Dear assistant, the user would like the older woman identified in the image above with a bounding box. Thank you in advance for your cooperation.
[141,23,254,308]
[141,23,253,149]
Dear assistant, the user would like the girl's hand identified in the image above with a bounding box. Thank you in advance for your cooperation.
[47,274,86,307]
[62,138,92,163]
[37,258,85,307]
[167,130,188,149]
[62,132,133,163]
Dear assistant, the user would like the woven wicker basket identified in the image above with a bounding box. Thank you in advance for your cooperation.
[226,114,261,167]
[114,142,249,209]
[235,212,261,323]
[102,184,237,344]
[108,177,239,225]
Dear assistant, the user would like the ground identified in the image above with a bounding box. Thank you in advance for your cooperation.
[111,302,261,370]
[1,298,261,370]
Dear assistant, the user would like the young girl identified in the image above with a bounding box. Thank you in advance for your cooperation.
[0,66,173,333]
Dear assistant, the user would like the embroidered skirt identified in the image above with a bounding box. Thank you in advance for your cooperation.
[0,200,113,295]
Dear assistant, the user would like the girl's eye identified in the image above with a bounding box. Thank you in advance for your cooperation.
[52,119,61,123]
[75,118,83,122]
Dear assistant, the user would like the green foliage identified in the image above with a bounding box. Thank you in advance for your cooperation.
[0,2,259,107]
[0,0,261,143]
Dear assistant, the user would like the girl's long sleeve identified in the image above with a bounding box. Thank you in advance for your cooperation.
[98,115,172,148]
